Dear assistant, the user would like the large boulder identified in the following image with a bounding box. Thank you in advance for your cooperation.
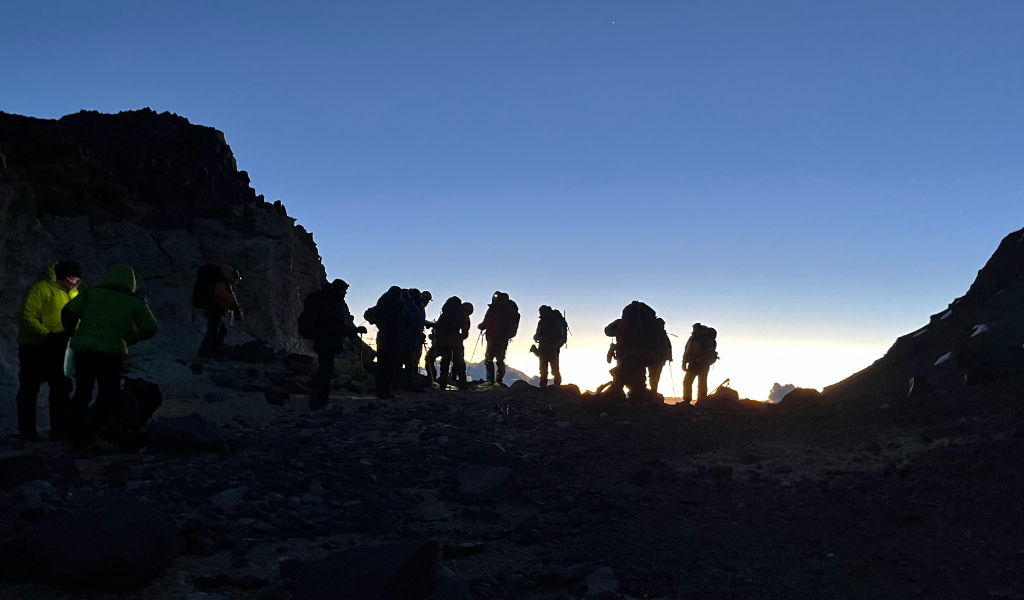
[295,540,438,600]
[1,499,180,591]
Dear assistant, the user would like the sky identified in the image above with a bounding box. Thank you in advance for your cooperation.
[4,1,1023,399]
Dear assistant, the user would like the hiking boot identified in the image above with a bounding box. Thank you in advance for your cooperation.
[18,431,42,442]
[85,437,117,453]
[49,429,73,442]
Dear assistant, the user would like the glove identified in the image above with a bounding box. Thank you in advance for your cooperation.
[46,331,70,345]
[478,323,486,330]
[356,326,368,335]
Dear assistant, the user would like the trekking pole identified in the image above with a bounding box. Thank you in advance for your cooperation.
[668,359,676,398]
[470,330,484,363]
[358,330,365,402]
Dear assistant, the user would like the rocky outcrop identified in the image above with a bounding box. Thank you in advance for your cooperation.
[826,226,1024,401]
[0,109,328,381]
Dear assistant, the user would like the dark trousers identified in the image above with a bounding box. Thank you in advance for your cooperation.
[72,351,124,440]
[616,357,647,396]
[198,309,227,357]
[424,346,439,383]
[484,338,510,384]
[538,348,561,387]
[16,337,72,438]
[435,343,467,390]
[648,361,665,394]
[400,345,423,390]
[683,364,710,404]
[310,349,336,408]
[374,338,401,399]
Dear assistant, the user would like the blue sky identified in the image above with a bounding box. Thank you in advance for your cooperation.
[5,1,1022,397]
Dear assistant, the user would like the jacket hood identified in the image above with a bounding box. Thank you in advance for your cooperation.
[39,262,58,283]
[102,264,137,294]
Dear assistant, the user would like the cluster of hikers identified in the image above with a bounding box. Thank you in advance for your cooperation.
[14,261,157,446]
[12,260,721,445]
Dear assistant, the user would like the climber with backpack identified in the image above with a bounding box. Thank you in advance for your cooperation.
[397,289,430,391]
[297,278,366,408]
[428,296,474,391]
[363,285,410,399]
[531,305,568,388]
[477,291,519,388]
[682,322,719,405]
[647,317,673,395]
[602,300,662,402]
[192,264,243,358]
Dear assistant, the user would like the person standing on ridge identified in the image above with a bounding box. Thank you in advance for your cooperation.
[398,289,431,391]
[647,317,672,395]
[603,300,662,402]
[478,291,519,388]
[682,322,718,405]
[61,264,158,445]
[364,286,409,399]
[192,264,243,358]
[15,260,82,441]
[431,296,473,391]
[530,305,568,388]
[297,278,366,409]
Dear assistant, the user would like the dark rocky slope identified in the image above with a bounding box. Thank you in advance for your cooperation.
[825,226,1024,402]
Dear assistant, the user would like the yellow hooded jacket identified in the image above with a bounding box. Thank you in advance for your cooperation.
[17,263,79,346]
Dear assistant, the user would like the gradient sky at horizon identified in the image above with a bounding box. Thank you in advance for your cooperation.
[4,1,1023,398]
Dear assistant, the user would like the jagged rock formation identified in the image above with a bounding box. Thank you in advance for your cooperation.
[0,109,328,381]
[826,226,1024,401]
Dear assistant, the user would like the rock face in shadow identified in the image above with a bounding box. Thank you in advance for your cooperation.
[0,109,327,380]
[826,226,1024,402]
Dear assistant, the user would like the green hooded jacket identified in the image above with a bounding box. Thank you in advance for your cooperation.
[17,263,80,346]
[63,265,159,356]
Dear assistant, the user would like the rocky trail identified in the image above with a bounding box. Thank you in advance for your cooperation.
[0,352,1022,599]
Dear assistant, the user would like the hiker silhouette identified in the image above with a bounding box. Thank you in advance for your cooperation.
[364,286,426,399]
[477,291,519,388]
[682,322,718,405]
[602,300,664,403]
[298,278,366,408]
[426,296,473,391]
[192,264,242,358]
[647,317,672,394]
[531,305,568,388]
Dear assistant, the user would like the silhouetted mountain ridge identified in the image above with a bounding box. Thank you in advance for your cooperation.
[826,226,1024,401]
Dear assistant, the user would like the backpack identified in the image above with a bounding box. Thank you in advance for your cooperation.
[699,326,718,364]
[501,298,520,338]
[365,286,406,328]
[434,296,464,344]
[615,301,659,355]
[538,309,568,347]
[687,324,718,366]
[191,264,225,309]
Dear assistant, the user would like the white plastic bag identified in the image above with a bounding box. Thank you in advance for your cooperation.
[63,344,75,378]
